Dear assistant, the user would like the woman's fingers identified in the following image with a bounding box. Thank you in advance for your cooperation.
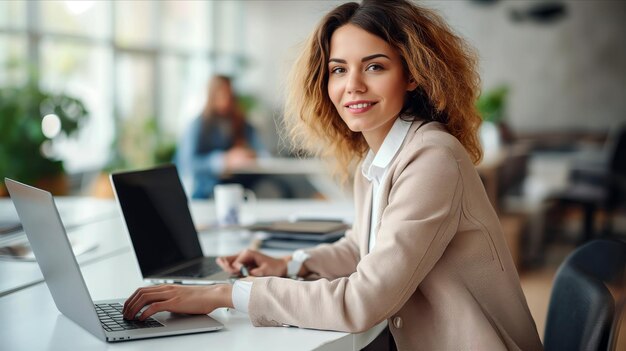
[240,250,288,277]
[217,251,258,274]
[216,255,239,274]
[123,285,227,321]
[249,267,265,276]
[233,249,262,269]
[136,300,169,321]
[123,286,173,319]
[218,250,287,277]
[125,291,172,320]
[123,285,164,315]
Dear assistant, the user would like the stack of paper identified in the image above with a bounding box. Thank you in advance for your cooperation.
[247,220,349,250]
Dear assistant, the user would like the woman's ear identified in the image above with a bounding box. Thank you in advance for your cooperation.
[407,77,418,92]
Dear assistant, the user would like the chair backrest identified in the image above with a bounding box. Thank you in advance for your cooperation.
[607,124,626,176]
[544,239,626,351]
[605,124,626,209]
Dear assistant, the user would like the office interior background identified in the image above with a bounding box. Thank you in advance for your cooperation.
[1,0,626,346]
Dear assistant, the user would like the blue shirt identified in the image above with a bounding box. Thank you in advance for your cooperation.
[174,116,267,198]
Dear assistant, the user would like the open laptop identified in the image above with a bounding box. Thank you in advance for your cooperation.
[110,165,231,284]
[4,178,223,342]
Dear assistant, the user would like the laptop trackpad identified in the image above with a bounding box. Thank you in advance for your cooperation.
[154,311,223,329]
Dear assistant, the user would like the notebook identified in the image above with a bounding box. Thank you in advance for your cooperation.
[110,165,231,285]
[260,235,342,250]
[248,220,349,241]
[5,178,223,342]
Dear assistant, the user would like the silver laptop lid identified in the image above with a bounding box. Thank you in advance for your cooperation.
[5,178,105,341]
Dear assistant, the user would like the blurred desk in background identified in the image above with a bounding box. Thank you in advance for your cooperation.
[476,148,507,212]
[226,157,350,201]
[476,142,533,214]
[235,158,328,175]
[231,153,517,205]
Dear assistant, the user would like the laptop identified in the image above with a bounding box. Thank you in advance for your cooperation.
[110,165,231,284]
[4,178,223,342]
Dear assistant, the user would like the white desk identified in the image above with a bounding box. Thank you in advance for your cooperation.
[0,198,387,350]
[0,198,122,296]
[0,197,119,247]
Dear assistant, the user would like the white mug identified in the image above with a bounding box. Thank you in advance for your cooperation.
[214,184,256,226]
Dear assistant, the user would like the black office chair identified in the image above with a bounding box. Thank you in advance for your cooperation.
[544,239,626,351]
[548,124,626,243]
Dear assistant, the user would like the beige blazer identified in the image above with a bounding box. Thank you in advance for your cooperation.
[248,121,543,351]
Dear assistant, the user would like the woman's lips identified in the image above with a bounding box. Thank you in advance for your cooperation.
[345,101,377,114]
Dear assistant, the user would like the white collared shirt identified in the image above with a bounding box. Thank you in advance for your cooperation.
[232,117,414,313]
[361,118,413,252]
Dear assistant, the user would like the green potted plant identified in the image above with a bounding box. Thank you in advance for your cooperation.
[91,117,176,198]
[476,85,514,143]
[0,81,89,195]
[476,85,508,124]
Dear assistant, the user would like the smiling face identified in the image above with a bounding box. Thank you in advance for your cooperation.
[327,24,417,152]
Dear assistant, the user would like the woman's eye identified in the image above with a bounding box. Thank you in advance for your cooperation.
[366,64,383,71]
[331,67,346,74]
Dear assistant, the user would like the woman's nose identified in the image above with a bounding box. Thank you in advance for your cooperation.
[346,72,366,94]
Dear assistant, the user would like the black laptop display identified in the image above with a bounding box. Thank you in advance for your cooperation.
[110,165,229,284]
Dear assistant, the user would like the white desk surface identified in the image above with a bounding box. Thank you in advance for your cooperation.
[0,197,119,247]
[0,197,390,351]
[0,198,123,296]
[0,198,354,296]
[0,250,372,351]
[0,217,132,296]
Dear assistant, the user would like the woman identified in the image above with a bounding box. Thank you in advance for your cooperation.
[174,75,267,198]
[125,1,542,349]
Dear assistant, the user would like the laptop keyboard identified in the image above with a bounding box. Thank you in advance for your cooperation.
[170,259,221,278]
[95,303,163,332]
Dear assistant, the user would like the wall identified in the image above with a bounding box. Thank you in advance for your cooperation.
[239,0,626,138]
[237,1,341,153]
[430,0,626,133]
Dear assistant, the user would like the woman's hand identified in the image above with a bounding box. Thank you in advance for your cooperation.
[224,146,256,170]
[216,249,288,277]
[122,284,233,321]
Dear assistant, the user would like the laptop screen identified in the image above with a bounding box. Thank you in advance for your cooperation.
[111,165,203,277]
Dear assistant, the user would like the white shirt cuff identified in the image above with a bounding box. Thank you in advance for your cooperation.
[232,280,253,313]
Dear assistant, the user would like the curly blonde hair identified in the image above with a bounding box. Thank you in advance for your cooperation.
[284,0,482,181]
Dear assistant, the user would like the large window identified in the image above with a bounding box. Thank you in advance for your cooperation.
[0,1,26,30]
[0,0,242,174]
[0,34,28,86]
[40,1,110,39]
[39,39,113,170]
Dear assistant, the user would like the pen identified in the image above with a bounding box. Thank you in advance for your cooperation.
[239,265,250,277]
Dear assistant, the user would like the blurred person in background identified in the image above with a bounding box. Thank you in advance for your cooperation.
[175,75,267,198]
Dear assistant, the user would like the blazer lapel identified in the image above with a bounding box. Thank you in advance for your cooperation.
[360,182,373,256]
